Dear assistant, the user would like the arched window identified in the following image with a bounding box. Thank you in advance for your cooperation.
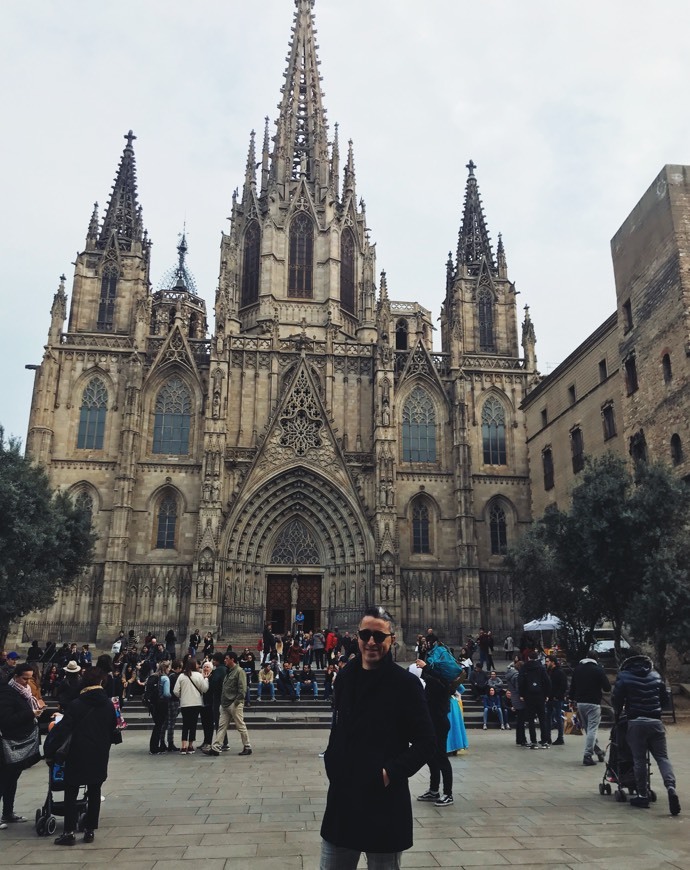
[97,264,118,331]
[77,378,108,450]
[188,312,198,338]
[477,286,495,352]
[671,433,683,466]
[74,491,94,527]
[489,503,508,555]
[168,308,176,332]
[662,353,672,383]
[156,493,178,549]
[241,220,261,306]
[153,378,191,455]
[396,319,408,351]
[412,500,431,554]
[481,396,507,465]
[402,387,437,462]
[340,229,355,314]
[288,213,314,298]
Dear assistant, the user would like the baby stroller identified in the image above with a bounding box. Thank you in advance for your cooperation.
[35,760,89,837]
[598,716,655,803]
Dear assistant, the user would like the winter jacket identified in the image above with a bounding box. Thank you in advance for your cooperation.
[173,671,208,708]
[321,653,435,854]
[220,663,247,707]
[0,683,36,742]
[505,667,525,711]
[612,655,667,720]
[547,665,568,700]
[569,658,610,705]
[518,659,551,707]
[59,686,117,786]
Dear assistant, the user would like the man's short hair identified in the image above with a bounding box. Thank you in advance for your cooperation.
[82,667,105,688]
[587,650,599,661]
[212,652,225,664]
[225,651,238,662]
[360,605,395,632]
[14,662,33,677]
[528,651,539,660]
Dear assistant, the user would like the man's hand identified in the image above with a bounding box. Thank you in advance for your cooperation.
[415,659,426,669]
[382,769,390,788]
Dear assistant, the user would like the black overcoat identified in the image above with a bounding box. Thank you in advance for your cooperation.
[60,687,117,786]
[0,683,36,740]
[321,653,435,854]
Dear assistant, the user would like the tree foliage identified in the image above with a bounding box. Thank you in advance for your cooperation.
[0,430,95,647]
[506,453,690,672]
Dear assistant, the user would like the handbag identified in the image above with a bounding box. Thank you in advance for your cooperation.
[0,724,41,769]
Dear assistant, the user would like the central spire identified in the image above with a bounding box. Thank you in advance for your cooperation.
[272,0,329,186]
[457,160,496,277]
[98,130,142,252]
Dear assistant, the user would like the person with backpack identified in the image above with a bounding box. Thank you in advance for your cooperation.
[518,651,552,748]
[145,661,171,755]
[415,656,454,806]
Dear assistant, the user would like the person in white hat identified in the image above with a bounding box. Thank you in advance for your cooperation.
[57,661,82,711]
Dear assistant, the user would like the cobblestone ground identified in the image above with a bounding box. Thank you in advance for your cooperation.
[1,724,688,869]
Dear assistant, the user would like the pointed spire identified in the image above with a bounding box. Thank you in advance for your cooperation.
[446,251,455,292]
[160,228,198,295]
[522,304,538,371]
[497,231,507,277]
[86,202,99,244]
[244,129,257,196]
[331,122,340,197]
[99,130,142,252]
[272,0,329,185]
[457,159,496,276]
[344,139,356,194]
[51,274,68,319]
[379,270,388,302]
[261,116,270,193]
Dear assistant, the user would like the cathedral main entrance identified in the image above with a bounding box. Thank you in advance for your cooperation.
[266,573,322,634]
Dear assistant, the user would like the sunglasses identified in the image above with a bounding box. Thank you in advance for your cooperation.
[358,629,393,644]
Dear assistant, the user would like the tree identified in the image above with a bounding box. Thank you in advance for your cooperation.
[507,453,690,673]
[0,429,95,648]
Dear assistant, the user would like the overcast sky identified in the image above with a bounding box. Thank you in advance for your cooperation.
[2,0,689,444]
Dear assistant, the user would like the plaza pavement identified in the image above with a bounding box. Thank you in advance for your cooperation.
[1,723,689,869]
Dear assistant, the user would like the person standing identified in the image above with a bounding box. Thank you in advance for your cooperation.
[261,624,275,665]
[0,662,42,826]
[503,635,514,661]
[518,651,551,748]
[505,659,527,746]
[569,651,610,765]
[165,660,183,752]
[164,629,177,659]
[52,667,119,845]
[172,658,208,754]
[545,655,567,746]
[147,661,171,754]
[211,651,252,756]
[415,656,454,806]
[320,606,435,868]
[312,629,326,670]
[612,655,680,814]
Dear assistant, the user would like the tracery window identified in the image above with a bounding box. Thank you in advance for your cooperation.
[241,220,261,307]
[97,264,118,331]
[77,378,108,450]
[481,396,507,465]
[340,229,355,314]
[412,500,431,554]
[402,387,437,462]
[270,519,320,565]
[288,213,314,298]
[75,491,94,526]
[156,493,178,549]
[279,371,323,456]
[489,503,508,555]
[477,286,495,352]
[153,378,191,455]
[395,319,408,351]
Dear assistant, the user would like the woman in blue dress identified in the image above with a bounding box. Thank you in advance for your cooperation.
[447,683,469,752]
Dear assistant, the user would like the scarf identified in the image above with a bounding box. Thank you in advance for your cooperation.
[9,677,40,712]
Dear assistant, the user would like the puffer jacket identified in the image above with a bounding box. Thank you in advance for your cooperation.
[612,655,667,720]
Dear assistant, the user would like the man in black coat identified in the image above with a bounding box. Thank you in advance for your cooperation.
[545,654,568,745]
[569,651,610,765]
[518,651,552,748]
[320,606,435,868]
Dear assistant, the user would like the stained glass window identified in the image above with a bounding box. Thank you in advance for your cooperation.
[478,286,495,352]
[402,387,436,462]
[412,500,431,554]
[153,378,191,454]
[241,220,261,307]
[288,213,313,298]
[77,378,108,450]
[156,494,177,549]
[270,519,320,565]
[482,397,506,465]
[97,264,118,331]
[489,503,507,555]
[340,229,355,314]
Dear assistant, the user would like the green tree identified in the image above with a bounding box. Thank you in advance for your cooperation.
[0,429,95,648]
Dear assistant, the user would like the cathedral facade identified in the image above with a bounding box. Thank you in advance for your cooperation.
[24,0,537,648]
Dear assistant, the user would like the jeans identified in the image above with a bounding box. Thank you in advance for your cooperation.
[627,718,676,796]
[64,783,101,833]
[213,700,250,750]
[428,719,452,795]
[149,702,169,752]
[515,708,527,744]
[0,765,22,818]
[296,681,318,698]
[546,699,564,742]
[180,706,200,743]
[166,699,180,746]
[320,839,402,870]
[200,705,214,746]
[525,704,549,744]
[314,649,325,669]
[577,703,603,758]
[483,704,505,727]
[259,682,275,700]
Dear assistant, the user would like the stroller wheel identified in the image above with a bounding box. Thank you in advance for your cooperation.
[614,789,627,803]
[46,816,57,835]
[598,783,605,795]
[604,783,612,795]
[649,789,657,803]
[35,809,42,825]
[36,818,46,837]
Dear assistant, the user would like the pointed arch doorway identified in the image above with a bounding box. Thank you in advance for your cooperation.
[266,518,322,634]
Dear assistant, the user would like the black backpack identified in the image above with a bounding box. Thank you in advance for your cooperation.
[143,674,163,710]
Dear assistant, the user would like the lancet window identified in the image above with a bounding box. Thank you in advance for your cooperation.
[288,213,314,298]
[340,229,355,314]
[241,220,261,307]
[402,387,437,462]
[77,378,108,450]
[481,396,507,465]
[153,378,191,455]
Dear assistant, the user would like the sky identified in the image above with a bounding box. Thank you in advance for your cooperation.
[2,0,690,444]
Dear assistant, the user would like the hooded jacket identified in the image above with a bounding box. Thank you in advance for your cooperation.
[569,658,610,705]
[60,686,117,786]
[612,655,667,720]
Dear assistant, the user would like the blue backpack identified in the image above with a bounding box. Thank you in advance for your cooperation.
[425,644,463,682]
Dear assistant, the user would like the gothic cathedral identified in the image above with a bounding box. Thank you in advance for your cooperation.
[25,0,538,648]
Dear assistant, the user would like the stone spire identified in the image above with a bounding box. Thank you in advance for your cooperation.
[98,130,142,252]
[457,159,496,277]
[243,129,257,198]
[86,202,99,246]
[260,116,270,193]
[271,0,329,186]
[521,304,537,372]
[331,122,340,197]
[344,139,356,195]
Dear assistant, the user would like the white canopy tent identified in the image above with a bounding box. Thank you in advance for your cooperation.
[523,614,562,632]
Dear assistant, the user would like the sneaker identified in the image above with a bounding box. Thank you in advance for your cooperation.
[206,749,220,757]
[167,745,180,752]
[318,751,326,758]
[583,756,597,766]
[668,787,681,816]
[501,725,506,730]
[505,723,511,730]
[482,724,487,730]
[0,823,6,830]
[54,833,76,846]
[630,795,650,809]
[416,790,440,802]
[540,742,550,749]
[83,831,95,843]
[1,814,26,823]
[553,738,565,746]
[530,743,541,750]
[434,794,454,807]
[239,746,253,756]
[221,745,230,752]
[596,750,606,762]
